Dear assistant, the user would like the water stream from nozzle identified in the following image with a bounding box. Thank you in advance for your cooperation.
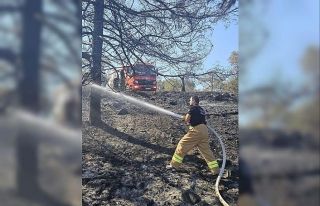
[91,84,183,119]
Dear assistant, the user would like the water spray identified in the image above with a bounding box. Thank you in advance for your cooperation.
[91,84,182,119]
[90,83,229,206]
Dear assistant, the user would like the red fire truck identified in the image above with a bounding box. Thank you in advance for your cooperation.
[121,63,157,92]
[107,63,157,92]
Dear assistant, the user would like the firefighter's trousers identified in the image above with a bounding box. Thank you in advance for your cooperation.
[170,124,219,170]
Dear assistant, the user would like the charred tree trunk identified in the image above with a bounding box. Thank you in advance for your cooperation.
[181,76,186,92]
[16,0,42,197]
[211,73,214,92]
[89,0,104,125]
[120,70,125,91]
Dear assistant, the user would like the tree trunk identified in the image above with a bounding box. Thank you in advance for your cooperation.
[89,0,104,125]
[181,77,186,92]
[120,70,125,91]
[16,0,42,197]
[211,73,214,92]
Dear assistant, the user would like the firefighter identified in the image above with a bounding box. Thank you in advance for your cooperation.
[167,96,220,175]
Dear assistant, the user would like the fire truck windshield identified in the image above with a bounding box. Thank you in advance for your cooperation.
[133,65,156,75]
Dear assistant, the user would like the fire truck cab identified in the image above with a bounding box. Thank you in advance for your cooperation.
[122,63,157,92]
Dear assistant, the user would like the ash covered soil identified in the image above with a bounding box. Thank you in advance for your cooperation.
[82,88,239,206]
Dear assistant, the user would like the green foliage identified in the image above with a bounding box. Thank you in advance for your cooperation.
[228,51,239,68]
[223,76,238,94]
[223,51,239,94]
[283,99,320,138]
[158,78,196,92]
[185,79,196,91]
[301,46,319,73]
[160,78,181,91]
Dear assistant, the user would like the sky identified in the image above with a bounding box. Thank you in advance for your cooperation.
[243,0,319,90]
[203,21,239,70]
[239,0,319,126]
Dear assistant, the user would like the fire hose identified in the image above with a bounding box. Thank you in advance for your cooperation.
[207,125,229,206]
[175,115,229,206]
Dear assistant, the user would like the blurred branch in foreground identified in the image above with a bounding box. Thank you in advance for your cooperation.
[0,0,81,205]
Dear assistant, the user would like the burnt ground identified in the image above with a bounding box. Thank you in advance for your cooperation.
[82,88,239,206]
[240,129,320,206]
